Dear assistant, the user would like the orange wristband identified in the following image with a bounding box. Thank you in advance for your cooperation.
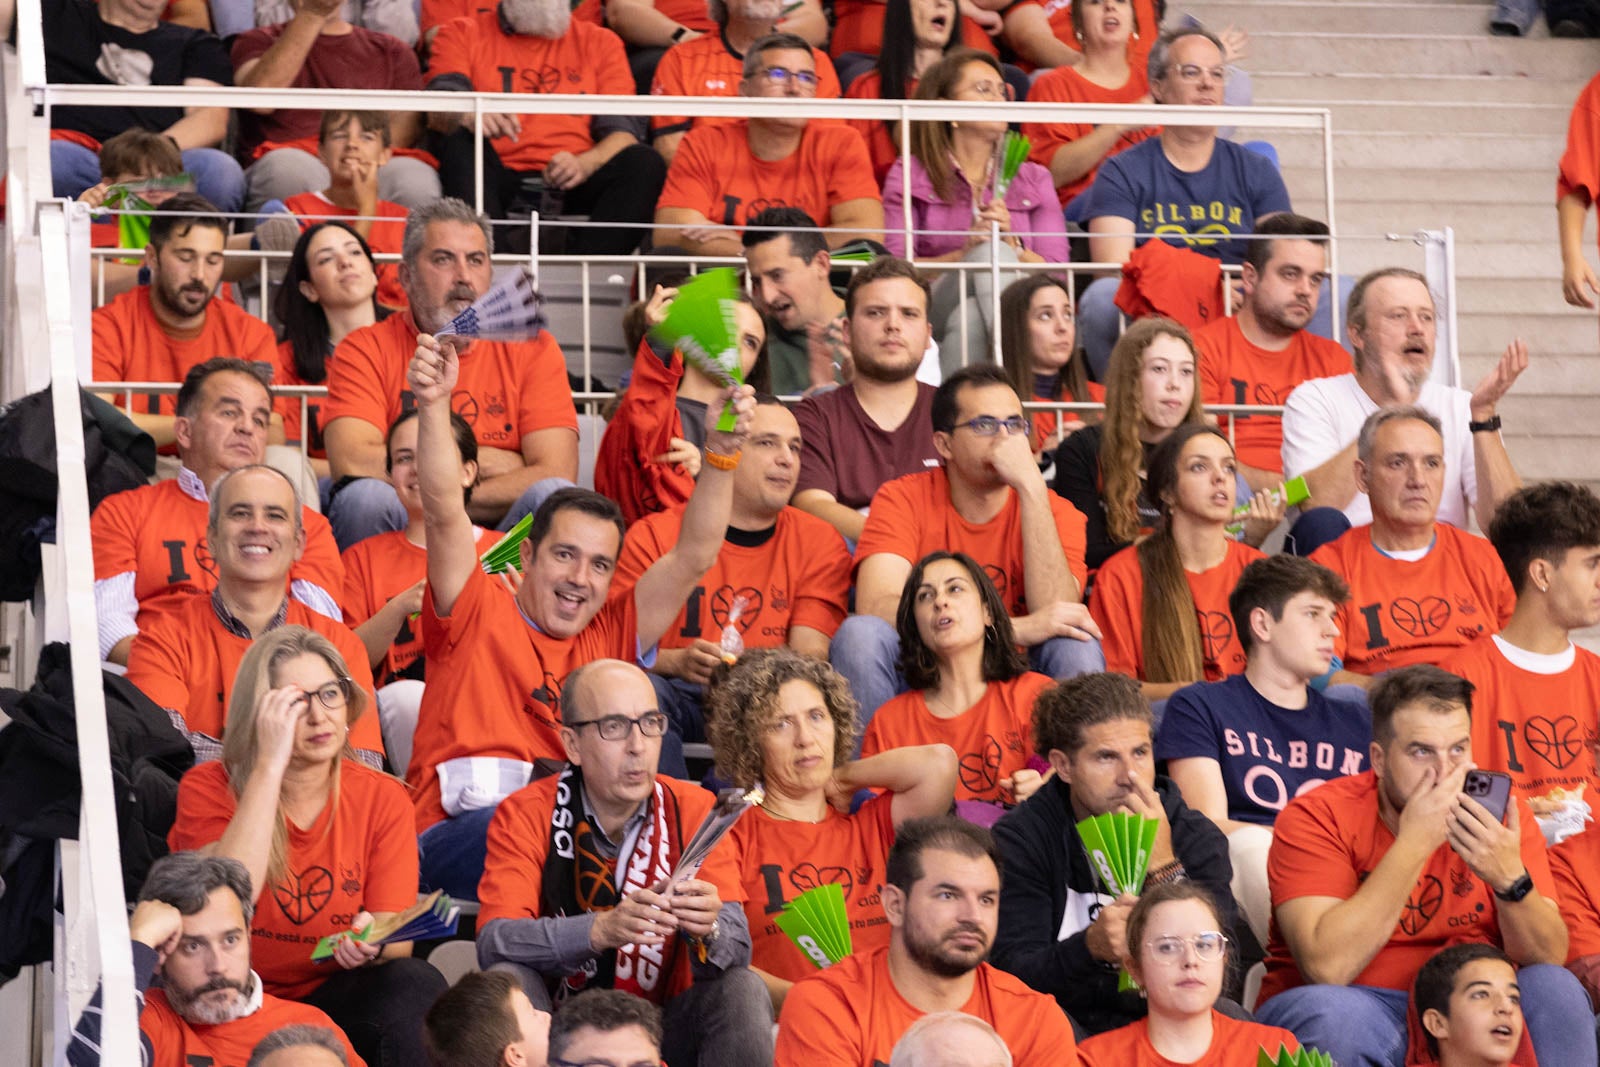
[704,448,741,471]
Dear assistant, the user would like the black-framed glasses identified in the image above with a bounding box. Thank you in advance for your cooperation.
[951,415,1031,437]
[753,66,820,89]
[300,678,352,711]
[1145,931,1229,963]
[567,712,670,741]
[550,1059,664,1067]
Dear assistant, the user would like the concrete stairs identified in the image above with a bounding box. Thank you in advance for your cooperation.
[1182,0,1600,494]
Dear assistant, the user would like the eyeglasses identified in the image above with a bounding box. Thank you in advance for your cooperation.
[549,1059,664,1067]
[1146,932,1229,963]
[1172,64,1228,85]
[299,679,352,712]
[752,66,820,89]
[956,80,1009,100]
[567,712,671,741]
[950,415,1031,437]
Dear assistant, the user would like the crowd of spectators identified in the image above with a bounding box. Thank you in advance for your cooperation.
[19,0,1600,1066]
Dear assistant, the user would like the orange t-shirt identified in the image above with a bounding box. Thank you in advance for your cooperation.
[281,192,409,311]
[167,760,419,1000]
[1548,789,1600,959]
[140,986,364,1067]
[427,13,632,172]
[657,121,880,232]
[1080,1012,1299,1067]
[91,477,346,642]
[408,566,640,833]
[650,35,841,137]
[321,312,578,454]
[774,947,1077,1067]
[124,593,382,754]
[863,672,1053,804]
[92,287,279,417]
[1090,539,1265,682]
[267,339,329,458]
[726,793,897,982]
[1259,770,1558,1004]
[1010,0,1159,72]
[591,339,694,526]
[614,505,851,651]
[1310,525,1516,675]
[420,0,492,31]
[843,70,907,186]
[1031,380,1105,456]
[339,527,492,684]
[828,1,997,58]
[1559,72,1600,217]
[856,467,1089,615]
[476,771,745,998]
[1442,635,1600,803]
[1023,64,1156,209]
[1194,316,1352,474]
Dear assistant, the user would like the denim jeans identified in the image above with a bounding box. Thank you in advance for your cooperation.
[417,804,499,901]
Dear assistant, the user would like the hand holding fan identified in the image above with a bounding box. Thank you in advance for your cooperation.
[993,132,1032,201]
[1077,812,1160,990]
[436,264,548,342]
[1225,475,1310,538]
[649,268,745,431]
[103,174,196,255]
[776,884,853,969]
[1258,1045,1334,1067]
[310,890,460,962]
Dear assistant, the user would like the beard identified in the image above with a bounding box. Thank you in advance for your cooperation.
[1255,297,1314,336]
[736,0,784,20]
[502,0,571,37]
[902,919,990,979]
[166,972,256,1025]
[851,344,923,385]
[152,273,214,320]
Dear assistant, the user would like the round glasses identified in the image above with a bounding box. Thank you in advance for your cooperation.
[1145,931,1229,964]
[299,679,352,712]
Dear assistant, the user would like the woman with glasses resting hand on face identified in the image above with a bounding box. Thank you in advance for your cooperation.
[707,648,958,1013]
[1079,882,1297,1067]
[168,625,446,1067]
[883,49,1069,375]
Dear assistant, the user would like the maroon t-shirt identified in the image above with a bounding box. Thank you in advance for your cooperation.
[231,24,424,159]
[794,383,941,512]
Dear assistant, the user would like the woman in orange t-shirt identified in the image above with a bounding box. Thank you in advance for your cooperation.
[999,273,1104,473]
[864,552,1055,819]
[273,221,387,480]
[1080,882,1299,1067]
[167,626,446,1067]
[1090,424,1278,701]
[707,648,957,1013]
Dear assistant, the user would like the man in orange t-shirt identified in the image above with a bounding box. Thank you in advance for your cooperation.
[654,34,882,258]
[65,853,365,1067]
[836,364,1101,724]
[404,326,754,899]
[1256,665,1587,1067]
[1442,482,1600,839]
[614,399,852,745]
[1194,214,1351,486]
[92,358,344,666]
[426,0,665,253]
[320,197,579,550]
[648,0,840,164]
[776,816,1077,1067]
[476,659,773,1067]
[92,193,279,449]
[1312,408,1516,682]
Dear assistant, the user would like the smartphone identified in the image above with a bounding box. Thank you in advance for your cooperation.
[1462,769,1513,823]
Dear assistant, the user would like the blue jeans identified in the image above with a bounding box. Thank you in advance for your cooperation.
[1284,506,1352,557]
[327,475,571,551]
[829,614,1103,746]
[418,804,499,901]
[1257,965,1595,1067]
[52,140,246,213]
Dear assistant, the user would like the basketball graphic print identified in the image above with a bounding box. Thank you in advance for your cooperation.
[1525,715,1584,769]
[959,735,1004,794]
[710,586,763,631]
[789,863,854,899]
[274,866,334,925]
[1399,875,1444,936]
[1390,596,1450,639]
[1196,611,1234,665]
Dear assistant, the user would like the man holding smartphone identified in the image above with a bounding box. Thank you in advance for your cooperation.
[1253,665,1591,1067]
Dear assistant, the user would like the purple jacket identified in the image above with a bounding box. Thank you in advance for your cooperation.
[883,154,1069,263]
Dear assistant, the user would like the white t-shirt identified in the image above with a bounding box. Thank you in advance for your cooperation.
[1279,373,1477,528]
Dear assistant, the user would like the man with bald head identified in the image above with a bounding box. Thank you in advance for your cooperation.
[474,658,773,1067]
[890,1012,1013,1067]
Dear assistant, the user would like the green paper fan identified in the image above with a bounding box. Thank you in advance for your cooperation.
[1226,475,1311,538]
[993,132,1031,200]
[650,268,744,431]
[1258,1044,1334,1067]
[775,884,852,969]
[480,512,534,575]
[1077,812,1160,991]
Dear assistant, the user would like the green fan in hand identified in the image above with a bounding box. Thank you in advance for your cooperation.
[650,267,745,431]
[776,883,853,970]
[1078,811,1160,990]
[993,132,1032,201]
[1258,1044,1334,1067]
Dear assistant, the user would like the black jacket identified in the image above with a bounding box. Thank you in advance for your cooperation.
[990,773,1234,1035]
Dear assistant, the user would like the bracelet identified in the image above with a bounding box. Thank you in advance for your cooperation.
[703,448,741,471]
[1145,860,1186,888]
[1468,414,1502,434]
[671,25,689,40]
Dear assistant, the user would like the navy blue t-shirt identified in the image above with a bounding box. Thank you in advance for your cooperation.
[1080,137,1293,264]
[1155,673,1371,825]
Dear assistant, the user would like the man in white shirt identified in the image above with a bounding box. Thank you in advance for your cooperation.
[1280,267,1525,536]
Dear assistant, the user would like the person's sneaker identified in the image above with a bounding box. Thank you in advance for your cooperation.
[1553,18,1596,35]
[253,213,301,286]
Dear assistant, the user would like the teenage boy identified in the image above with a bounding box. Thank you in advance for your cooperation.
[1413,944,1530,1067]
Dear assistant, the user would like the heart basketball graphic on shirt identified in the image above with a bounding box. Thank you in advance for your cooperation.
[790,864,854,899]
[1390,597,1450,638]
[982,565,1009,601]
[274,866,334,926]
[1525,715,1584,769]
[710,586,763,631]
[1253,383,1287,406]
[1398,875,1444,936]
[1196,611,1234,664]
[959,736,1003,794]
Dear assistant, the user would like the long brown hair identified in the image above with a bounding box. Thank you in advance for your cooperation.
[222,626,370,888]
[999,273,1091,406]
[910,49,1004,203]
[1101,317,1206,545]
[896,551,1028,689]
[1136,424,1233,684]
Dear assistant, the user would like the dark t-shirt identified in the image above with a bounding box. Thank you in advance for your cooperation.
[1156,673,1372,825]
[793,382,941,511]
[1052,423,1160,572]
[1080,137,1293,264]
[43,0,234,143]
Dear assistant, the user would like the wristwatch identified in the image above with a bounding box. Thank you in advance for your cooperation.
[1494,871,1534,903]
[1468,415,1503,434]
